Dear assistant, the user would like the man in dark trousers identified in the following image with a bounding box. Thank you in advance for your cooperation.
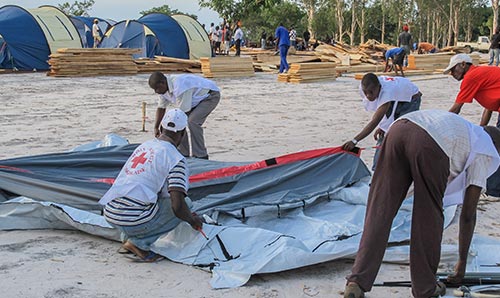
[275,23,290,73]
[343,110,500,298]
[489,27,500,66]
[303,30,310,50]
[398,25,412,67]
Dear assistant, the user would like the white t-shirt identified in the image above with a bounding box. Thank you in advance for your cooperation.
[92,23,100,38]
[99,139,187,205]
[360,76,419,131]
[158,74,220,112]
[398,110,500,206]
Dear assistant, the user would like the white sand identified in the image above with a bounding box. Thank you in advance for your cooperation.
[0,71,499,298]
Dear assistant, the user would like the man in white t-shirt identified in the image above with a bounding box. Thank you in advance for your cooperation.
[342,73,422,169]
[92,19,101,48]
[149,71,220,159]
[99,109,203,262]
[344,110,500,298]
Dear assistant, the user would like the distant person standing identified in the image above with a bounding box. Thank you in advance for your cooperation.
[92,19,101,48]
[289,27,297,49]
[275,23,290,73]
[213,26,222,55]
[208,23,215,56]
[233,25,243,56]
[303,30,311,50]
[398,25,412,66]
[261,30,267,50]
[224,24,231,55]
[489,27,500,66]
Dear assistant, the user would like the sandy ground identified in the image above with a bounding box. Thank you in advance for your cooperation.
[0,69,499,298]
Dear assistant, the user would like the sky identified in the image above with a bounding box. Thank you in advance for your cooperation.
[0,0,221,27]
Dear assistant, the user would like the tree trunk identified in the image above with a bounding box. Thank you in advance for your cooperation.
[492,0,499,34]
[381,0,385,44]
[336,0,345,42]
[350,0,357,45]
[447,0,453,46]
[359,0,366,44]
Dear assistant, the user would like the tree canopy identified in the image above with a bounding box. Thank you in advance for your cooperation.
[58,0,95,16]
[198,0,497,48]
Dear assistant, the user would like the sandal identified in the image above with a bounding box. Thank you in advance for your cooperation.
[121,240,165,262]
[430,281,446,297]
[125,251,165,263]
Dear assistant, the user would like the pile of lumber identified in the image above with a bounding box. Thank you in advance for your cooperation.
[278,62,336,83]
[408,52,481,70]
[200,56,255,78]
[48,48,140,77]
[135,56,201,73]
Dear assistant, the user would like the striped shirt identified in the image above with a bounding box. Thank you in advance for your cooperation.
[103,159,188,226]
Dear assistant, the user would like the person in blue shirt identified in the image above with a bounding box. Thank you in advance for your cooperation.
[383,47,406,77]
[275,23,290,73]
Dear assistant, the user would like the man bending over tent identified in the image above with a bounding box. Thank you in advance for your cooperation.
[343,110,500,298]
[149,72,220,160]
[342,73,421,170]
[99,109,203,262]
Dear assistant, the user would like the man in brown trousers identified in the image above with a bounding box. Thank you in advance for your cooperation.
[343,110,500,298]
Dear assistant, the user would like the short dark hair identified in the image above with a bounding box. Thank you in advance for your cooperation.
[361,73,380,89]
[148,71,166,89]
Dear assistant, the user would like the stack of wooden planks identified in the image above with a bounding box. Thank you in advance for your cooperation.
[135,56,201,73]
[407,52,481,70]
[48,48,140,77]
[278,62,336,83]
[200,56,255,78]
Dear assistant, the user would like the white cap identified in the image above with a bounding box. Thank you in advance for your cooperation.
[443,54,473,74]
[161,108,187,132]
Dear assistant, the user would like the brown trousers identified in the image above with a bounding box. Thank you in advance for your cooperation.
[347,120,450,298]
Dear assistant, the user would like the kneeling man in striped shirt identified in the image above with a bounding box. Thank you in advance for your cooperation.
[99,108,203,262]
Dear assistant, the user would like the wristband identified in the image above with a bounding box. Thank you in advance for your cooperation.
[351,139,358,145]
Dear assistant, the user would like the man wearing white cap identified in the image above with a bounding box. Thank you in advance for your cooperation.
[92,19,101,48]
[446,53,500,126]
[149,72,220,160]
[99,108,203,262]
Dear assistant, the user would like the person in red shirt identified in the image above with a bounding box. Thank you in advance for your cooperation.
[446,54,500,126]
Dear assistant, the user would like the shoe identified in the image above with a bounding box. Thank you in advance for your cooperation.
[430,281,446,297]
[344,283,365,298]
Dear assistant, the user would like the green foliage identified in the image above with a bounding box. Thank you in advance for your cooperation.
[58,0,95,16]
[245,1,306,43]
[139,5,198,19]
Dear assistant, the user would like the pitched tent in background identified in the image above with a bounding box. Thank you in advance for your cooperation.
[138,13,189,59]
[99,20,161,58]
[0,5,81,70]
[172,14,211,60]
[70,16,112,48]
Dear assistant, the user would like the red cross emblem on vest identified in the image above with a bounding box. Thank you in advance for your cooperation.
[131,152,148,168]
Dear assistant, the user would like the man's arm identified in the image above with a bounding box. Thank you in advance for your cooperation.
[383,59,390,72]
[447,185,482,284]
[342,102,391,151]
[170,190,203,230]
[480,108,493,126]
[154,108,166,137]
[448,102,464,114]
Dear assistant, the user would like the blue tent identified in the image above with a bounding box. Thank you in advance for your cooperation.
[71,16,112,48]
[138,13,189,59]
[0,5,81,70]
[99,20,161,58]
